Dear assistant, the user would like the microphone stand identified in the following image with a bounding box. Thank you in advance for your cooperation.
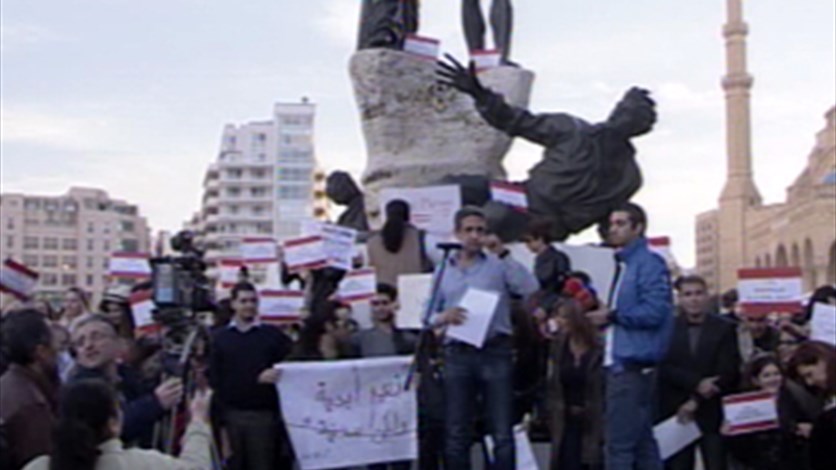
[404,244,458,390]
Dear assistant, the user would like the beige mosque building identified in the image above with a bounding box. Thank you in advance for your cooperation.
[695,0,836,294]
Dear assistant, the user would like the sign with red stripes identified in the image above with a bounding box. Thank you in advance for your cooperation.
[490,181,528,211]
[283,235,328,272]
[108,252,152,279]
[259,290,305,325]
[737,267,803,315]
[129,289,160,336]
[0,258,39,300]
[218,259,245,289]
[241,237,278,263]
[470,49,501,71]
[403,34,440,60]
[722,390,779,435]
[337,268,377,303]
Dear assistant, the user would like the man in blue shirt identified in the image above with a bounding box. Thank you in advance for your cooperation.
[587,202,674,470]
[432,207,538,469]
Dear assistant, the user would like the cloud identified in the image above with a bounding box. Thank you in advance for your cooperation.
[0,106,118,150]
[0,23,65,48]
[315,0,359,46]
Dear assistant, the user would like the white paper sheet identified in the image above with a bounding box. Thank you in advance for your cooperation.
[396,273,433,329]
[810,302,836,346]
[446,288,500,348]
[654,415,701,460]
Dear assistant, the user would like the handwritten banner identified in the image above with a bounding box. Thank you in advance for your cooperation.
[276,357,417,470]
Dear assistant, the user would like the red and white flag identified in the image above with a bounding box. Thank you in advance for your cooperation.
[737,267,803,315]
[129,289,159,336]
[218,259,245,289]
[259,290,305,325]
[0,258,39,300]
[241,237,278,263]
[336,268,377,303]
[108,252,152,279]
[722,391,779,435]
[470,49,501,71]
[648,237,676,266]
[283,235,328,272]
[403,34,440,60]
[490,181,528,211]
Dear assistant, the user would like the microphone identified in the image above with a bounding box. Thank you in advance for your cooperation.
[436,242,463,251]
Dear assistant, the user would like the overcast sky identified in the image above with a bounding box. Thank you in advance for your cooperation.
[2,0,834,267]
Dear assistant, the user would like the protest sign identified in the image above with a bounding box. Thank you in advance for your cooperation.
[490,181,527,211]
[810,302,836,346]
[648,236,676,266]
[396,273,433,329]
[471,49,502,71]
[722,391,779,435]
[241,237,278,263]
[403,34,440,60]
[283,235,328,272]
[217,258,244,290]
[108,252,152,279]
[737,268,803,315]
[0,258,39,300]
[379,185,461,237]
[259,290,304,325]
[337,268,377,303]
[301,221,357,271]
[654,415,701,460]
[276,357,417,470]
[129,290,159,336]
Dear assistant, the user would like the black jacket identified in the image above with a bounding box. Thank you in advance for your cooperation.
[658,313,740,433]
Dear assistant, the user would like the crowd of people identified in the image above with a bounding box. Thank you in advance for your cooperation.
[1,201,835,470]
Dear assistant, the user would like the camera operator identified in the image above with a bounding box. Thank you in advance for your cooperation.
[69,315,183,447]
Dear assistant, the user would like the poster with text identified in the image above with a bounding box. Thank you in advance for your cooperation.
[379,185,461,238]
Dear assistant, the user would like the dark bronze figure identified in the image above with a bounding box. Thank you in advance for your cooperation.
[357,0,420,50]
[462,0,513,64]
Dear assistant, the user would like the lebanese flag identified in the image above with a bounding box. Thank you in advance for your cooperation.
[218,259,245,289]
[129,290,160,336]
[471,49,501,71]
[108,252,152,279]
[241,237,278,263]
[738,267,803,316]
[490,181,528,212]
[403,34,440,60]
[0,259,39,300]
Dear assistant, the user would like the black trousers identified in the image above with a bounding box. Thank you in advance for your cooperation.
[666,432,727,470]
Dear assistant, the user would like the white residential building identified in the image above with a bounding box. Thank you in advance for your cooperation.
[198,99,318,263]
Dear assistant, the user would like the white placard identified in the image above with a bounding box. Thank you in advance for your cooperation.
[276,357,417,470]
[471,49,502,71]
[396,273,433,329]
[129,290,158,335]
[259,290,305,321]
[337,269,377,302]
[490,181,528,210]
[722,391,779,435]
[218,259,244,287]
[737,268,803,314]
[241,237,278,263]
[283,236,328,272]
[379,185,461,238]
[654,415,701,460]
[108,252,152,279]
[810,302,836,346]
[403,34,440,60]
[484,424,538,470]
[447,288,500,348]
[301,221,357,271]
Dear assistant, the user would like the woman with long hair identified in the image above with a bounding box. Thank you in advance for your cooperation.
[56,287,93,331]
[24,379,213,470]
[366,199,433,286]
[547,298,604,470]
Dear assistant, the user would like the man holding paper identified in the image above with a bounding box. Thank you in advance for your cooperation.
[431,207,538,470]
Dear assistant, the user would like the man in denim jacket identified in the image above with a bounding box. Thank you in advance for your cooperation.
[588,202,674,470]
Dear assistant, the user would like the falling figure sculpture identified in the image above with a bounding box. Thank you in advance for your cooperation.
[437,55,657,241]
[462,0,513,64]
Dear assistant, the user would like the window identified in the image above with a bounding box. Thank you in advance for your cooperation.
[86,275,94,287]
[5,235,13,249]
[86,256,93,268]
[5,218,14,230]
[278,186,309,199]
[87,222,95,233]
[103,223,110,234]
[102,258,109,269]
[62,256,77,269]
[44,237,58,250]
[24,237,39,249]
[121,239,139,252]
[43,255,58,267]
[251,169,267,179]
[87,239,94,251]
[62,238,78,250]
[103,240,111,251]
[278,168,310,182]
[41,273,57,286]
[121,221,135,233]
[61,274,77,287]
[23,255,38,267]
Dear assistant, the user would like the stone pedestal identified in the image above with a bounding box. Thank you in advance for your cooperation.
[349,49,534,223]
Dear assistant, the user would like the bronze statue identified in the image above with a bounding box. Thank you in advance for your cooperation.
[463,0,513,64]
[357,0,419,50]
[325,171,370,235]
[437,55,657,241]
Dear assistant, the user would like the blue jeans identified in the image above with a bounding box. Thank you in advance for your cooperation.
[443,338,515,470]
[605,367,662,470]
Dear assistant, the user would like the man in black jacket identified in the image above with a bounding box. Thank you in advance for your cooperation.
[658,275,740,470]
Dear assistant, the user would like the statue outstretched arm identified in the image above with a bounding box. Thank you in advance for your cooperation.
[437,54,577,147]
